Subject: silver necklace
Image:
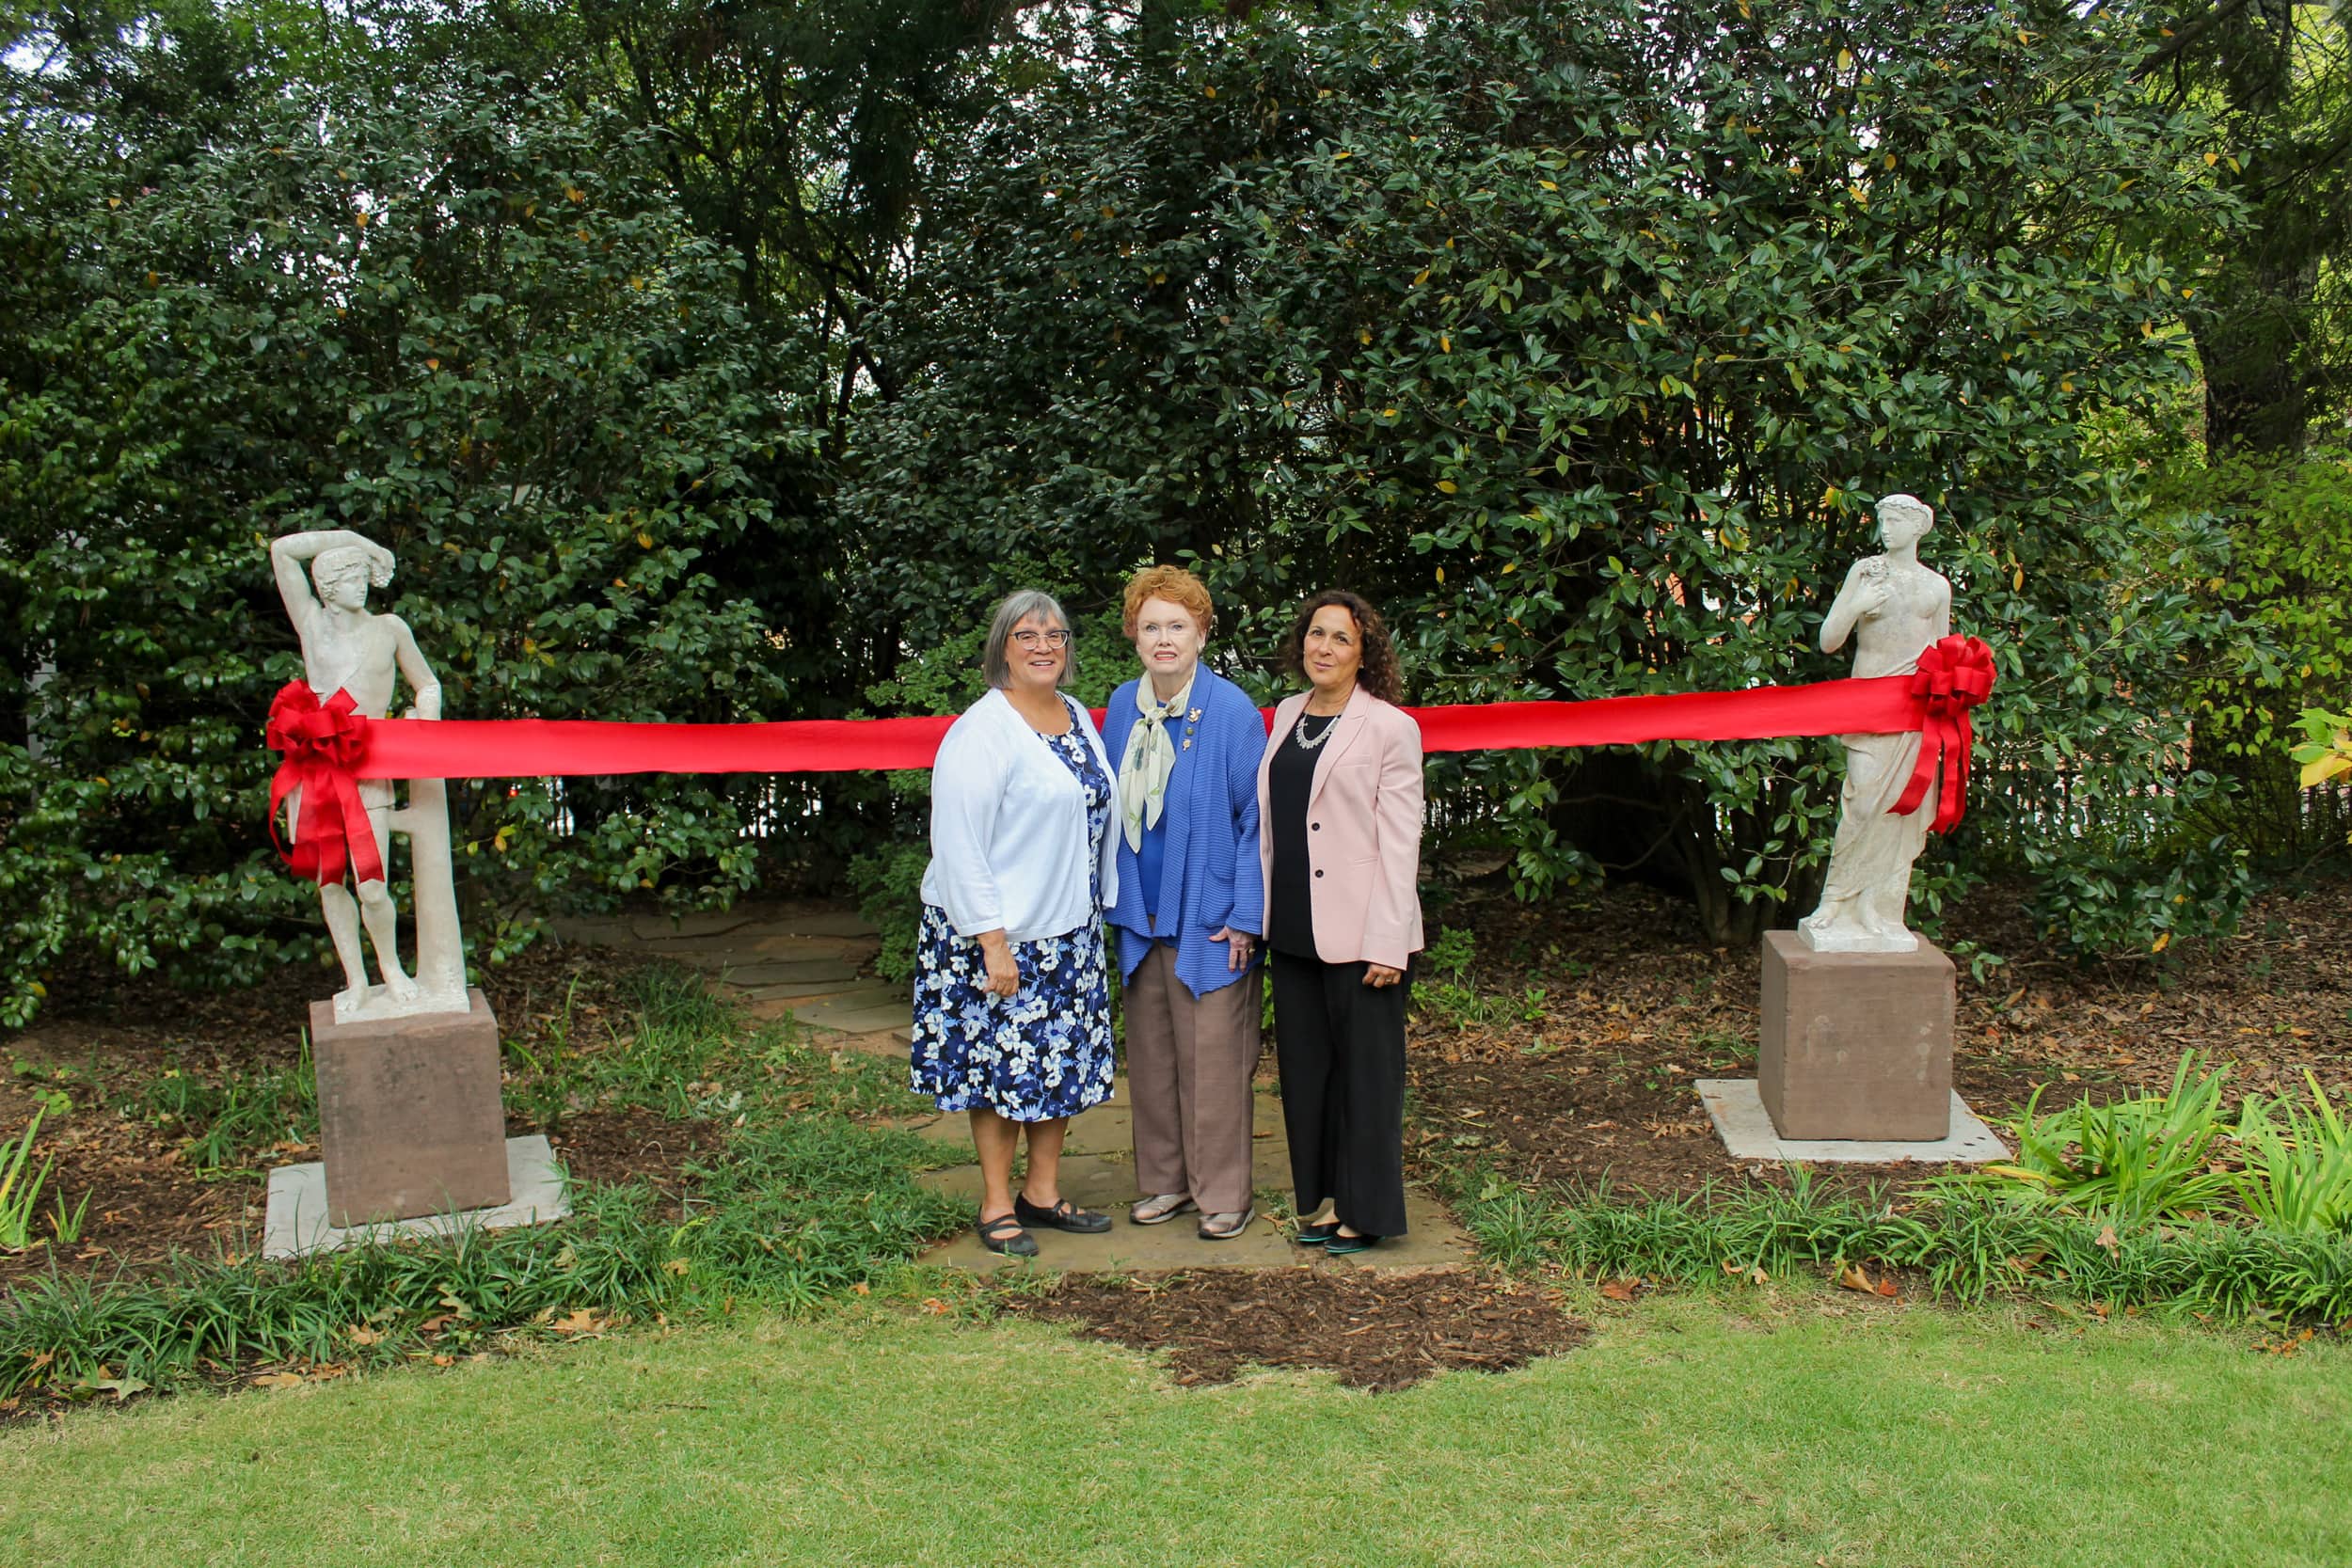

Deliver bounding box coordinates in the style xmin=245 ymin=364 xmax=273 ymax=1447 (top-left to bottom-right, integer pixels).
xmin=1293 ymin=712 xmax=1341 ymax=752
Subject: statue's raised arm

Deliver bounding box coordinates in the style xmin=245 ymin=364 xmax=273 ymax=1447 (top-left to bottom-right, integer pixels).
xmin=266 ymin=528 xmax=468 ymax=1019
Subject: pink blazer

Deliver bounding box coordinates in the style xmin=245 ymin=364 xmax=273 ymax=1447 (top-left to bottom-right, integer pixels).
xmin=1255 ymin=686 xmax=1425 ymax=971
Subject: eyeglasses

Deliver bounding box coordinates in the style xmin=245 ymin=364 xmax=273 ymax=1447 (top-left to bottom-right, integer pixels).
xmin=1010 ymin=629 xmax=1073 ymax=650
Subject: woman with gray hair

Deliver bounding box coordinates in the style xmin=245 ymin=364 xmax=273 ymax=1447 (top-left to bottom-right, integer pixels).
xmin=910 ymin=590 xmax=1121 ymax=1256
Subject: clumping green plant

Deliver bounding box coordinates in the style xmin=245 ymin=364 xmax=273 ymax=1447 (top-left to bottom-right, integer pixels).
xmin=1965 ymin=1053 xmax=2238 ymax=1226
xmin=1450 ymin=1165 xmax=2352 ymax=1323
xmin=0 ymin=1103 xmax=60 ymax=1250
xmin=125 ymin=1055 xmax=320 ymax=1177
xmin=2233 ymin=1072 xmax=2352 ymax=1236
xmin=0 ymin=1116 xmax=967 ymax=1400
xmin=47 ymin=1185 xmax=90 ymax=1246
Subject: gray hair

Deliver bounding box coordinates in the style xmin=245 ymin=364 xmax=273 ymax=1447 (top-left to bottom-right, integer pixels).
xmin=981 ymin=589 xmax=1077 ymax=690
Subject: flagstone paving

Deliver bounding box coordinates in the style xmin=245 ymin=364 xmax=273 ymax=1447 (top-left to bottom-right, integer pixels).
xmin=554 ymin=899 xmax=1473 ymax=1274
xmin=551 ymin=900 xmax=910 ymax=1044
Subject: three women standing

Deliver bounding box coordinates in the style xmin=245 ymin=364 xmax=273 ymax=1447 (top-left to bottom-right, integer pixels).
xmin=909 ymin=581 xmax=1422 ymax=1259
xmin=1100 ymin=567 xmax=1266 ymax=1241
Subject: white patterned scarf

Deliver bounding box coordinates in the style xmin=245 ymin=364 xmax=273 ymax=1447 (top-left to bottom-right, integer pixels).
xmin=1117 ymin=674 xmax=1194 ymax=851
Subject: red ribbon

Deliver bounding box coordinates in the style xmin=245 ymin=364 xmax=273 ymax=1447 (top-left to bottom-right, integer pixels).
xmin=265 ymin=682 xmax=385 ymax=886
xmin=262 ymin=645 xmax=1999 ymax=879
xmin=1889 ymin=635 xmax=1996 ymax=832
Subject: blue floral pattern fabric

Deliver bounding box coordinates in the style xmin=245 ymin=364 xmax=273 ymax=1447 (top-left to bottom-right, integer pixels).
xmin=911 ymin=708 xmax=1115 ymax=1121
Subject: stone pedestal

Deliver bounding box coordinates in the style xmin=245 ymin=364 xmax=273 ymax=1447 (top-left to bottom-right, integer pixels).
xmin=1759 ymin=930 xmax=1955 ymax=1141
xmin=311 ymin=989 xmax=509 ymax=1227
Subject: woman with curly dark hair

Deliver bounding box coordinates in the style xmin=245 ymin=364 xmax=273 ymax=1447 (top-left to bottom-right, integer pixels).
xmin=1253 ymin=589 xmax=1424 ymax=1254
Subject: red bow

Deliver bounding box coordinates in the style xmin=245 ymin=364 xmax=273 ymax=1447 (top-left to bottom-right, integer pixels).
xmin=1892 ymin=635 xmax=1996 ymax=833
xmin=265 ymin=682 xmax=385 ymax=885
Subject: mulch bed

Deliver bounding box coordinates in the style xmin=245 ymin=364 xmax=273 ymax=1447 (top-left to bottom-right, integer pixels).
xmin=994 ymin=1267 xmax=1587 ymax=1390
xmin=1404 ymin=879 xmax=2350 ymax=1197
xmin=0 ymin=940 xmax=715 ymax=1291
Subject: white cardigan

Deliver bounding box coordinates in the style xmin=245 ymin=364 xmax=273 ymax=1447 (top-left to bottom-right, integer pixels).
xmin=921 ymin=689 xmax=1120 ymax=943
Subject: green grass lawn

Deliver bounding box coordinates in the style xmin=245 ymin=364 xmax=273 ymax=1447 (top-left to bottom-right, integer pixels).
xmin=6 ymin=1290 xmax=2344 ymax=1568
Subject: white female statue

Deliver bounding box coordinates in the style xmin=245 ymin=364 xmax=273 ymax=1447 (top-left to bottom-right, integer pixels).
xmin=271 ymin=529 xmax=469 ymax=1018
xmin=1797 ymin=494 xmax=1952 ymax=954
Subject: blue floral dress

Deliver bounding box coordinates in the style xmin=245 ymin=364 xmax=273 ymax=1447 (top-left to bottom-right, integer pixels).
xmin=910 ymin=707 xmax=1116 ymax=1122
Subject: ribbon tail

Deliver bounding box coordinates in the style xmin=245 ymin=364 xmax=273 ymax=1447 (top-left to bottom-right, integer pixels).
xmin=266 ymin=762 xmax=305 ymax=877
xmin=1931 ymin=714 xmax=1973 ymax=834
xmin=1891 ymin=721 xmax=1943 ymax=819
xmin=327 ymin=770 xmax=385 ymax=884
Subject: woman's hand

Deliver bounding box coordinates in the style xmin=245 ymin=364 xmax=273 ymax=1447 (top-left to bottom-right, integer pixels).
xmin=1212 ymin=927 xmax=1255 ymax=972
xmin=1362 ymin=963 xmax=1404 ymax=989
xmin=977 ymin=931 xmax=1021 ymax=997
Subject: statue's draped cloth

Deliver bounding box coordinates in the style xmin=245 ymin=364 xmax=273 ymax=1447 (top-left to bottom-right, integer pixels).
xmin=1817 ymin=726 xmax=1935 ymax=909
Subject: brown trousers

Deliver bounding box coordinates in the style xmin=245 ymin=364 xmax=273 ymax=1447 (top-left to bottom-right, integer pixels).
xmin=1124 ymin=943 xmax=1263 ymax=1214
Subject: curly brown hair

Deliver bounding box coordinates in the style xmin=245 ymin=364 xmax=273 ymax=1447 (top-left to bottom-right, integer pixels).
xmin=1278 ymin=589 xmax=1403 ymax=704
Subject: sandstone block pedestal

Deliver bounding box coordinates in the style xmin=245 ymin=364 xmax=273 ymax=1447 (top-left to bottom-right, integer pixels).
xmin=311 ymin=988 xmax=509 ymax=1227
xmin=1759 ymin=930 xmax=1955 ymax=1141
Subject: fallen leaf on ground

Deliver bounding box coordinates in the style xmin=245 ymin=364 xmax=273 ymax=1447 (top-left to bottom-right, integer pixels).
xmin=1598 ymin=1278 xmax=1637 ymax=1302
xmin=551 ymin=1309 xmax=604 ymax=1336
xmin=251 ymin=1371 xmax=304 ymax=1390
xmin=1837 ymin=1264 xmax=1876 ymax=1292
xmin=2095 ymin=1225 xmax=2120 ymax=1254
xmin=347 ymin=1325 xmax=383 ymax=1346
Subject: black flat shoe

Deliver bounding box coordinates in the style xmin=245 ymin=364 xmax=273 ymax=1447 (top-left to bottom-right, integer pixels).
xmin=1294 ymin=1221 xmax=1340 ymax=1247
xmin=1325 ymin=1231 xmax=1383 ymax=1256
xmin=1015 ymin=1193 xmax=1112 ymax=1234
xmin=977 ymin=1213 xmax=1038 ymax=1257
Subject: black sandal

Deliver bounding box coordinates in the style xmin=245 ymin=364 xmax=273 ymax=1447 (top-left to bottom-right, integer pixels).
xmin=1014 ymin=1193 xmax=1112 ymax=1234
xmin=977 ymin=1212 xmax=1038 ymax=1257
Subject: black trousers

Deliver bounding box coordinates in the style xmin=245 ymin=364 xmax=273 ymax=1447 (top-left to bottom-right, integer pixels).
xmin=1269 ymin=952 xmax=1410 ymax=1237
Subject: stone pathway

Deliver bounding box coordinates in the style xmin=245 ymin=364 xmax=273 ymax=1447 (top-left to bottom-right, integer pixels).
xmin=900 ymin=1076 xmax=1471 ymax=1275
xmin=550 ymin=901 xmax=911 ymax=1048
xmin=553 ymin=900 xmax=1473 ymax=1274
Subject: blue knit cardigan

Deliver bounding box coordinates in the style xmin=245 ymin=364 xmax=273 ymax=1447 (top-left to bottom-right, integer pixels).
xmin=1098 ymin=666 xmax=1266 ymax=998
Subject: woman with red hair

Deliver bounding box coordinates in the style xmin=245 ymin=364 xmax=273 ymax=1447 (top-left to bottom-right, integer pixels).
xmin=1101 ymin=565 xmax=1267 ymax=1241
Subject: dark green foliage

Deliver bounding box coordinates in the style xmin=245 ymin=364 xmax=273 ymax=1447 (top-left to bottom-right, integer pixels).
xmin=844 ymin=0 xmax=2259 ymax=946
xmin=0 ymin=0 xmax=2331 ymax=1018
xmin=2148 ymin=4 xmax=2352 ymax=457
xmin=0 ymin=40 xmax=834 ymax=1023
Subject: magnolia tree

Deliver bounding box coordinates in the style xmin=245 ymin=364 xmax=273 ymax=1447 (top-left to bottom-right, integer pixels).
xmin=0 ymin=67 xmax=830 ymax=1023
xmin=842 ymin=0 xmax=2260 ymax=947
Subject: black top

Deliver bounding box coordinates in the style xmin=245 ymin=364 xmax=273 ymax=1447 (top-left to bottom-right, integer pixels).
xmin=1267 ymin=710 xmax=1340 ymax=958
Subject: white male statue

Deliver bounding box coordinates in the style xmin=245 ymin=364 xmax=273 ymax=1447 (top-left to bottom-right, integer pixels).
xmin=1797 ymin=494 xmax=1953 ymax=954
xmin=271 ymin=529 xmax=469 ymax=1019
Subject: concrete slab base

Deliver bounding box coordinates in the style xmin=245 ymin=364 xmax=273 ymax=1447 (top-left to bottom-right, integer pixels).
xmin=263 ymin=1135 xmax=570 ymax=1259
xmin=1696 ymin=1079 xmax=2010 ymax=1164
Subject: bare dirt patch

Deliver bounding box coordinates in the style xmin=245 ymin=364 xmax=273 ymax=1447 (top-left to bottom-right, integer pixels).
xmin=994 ymin=1267 xmax=1587 ymax=1390
xmin=1403 ymin=879 xmax=2350 ymax=1198
xmin=0 ymin=942 xmax=716 ymax=1291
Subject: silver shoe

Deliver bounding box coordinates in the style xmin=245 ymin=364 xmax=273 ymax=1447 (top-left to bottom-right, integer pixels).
xmin=1130 ymin=1193 xmax=1197 ymax=1226
xmin=1198 ymin=1206 xmax=1255 ymax=1241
